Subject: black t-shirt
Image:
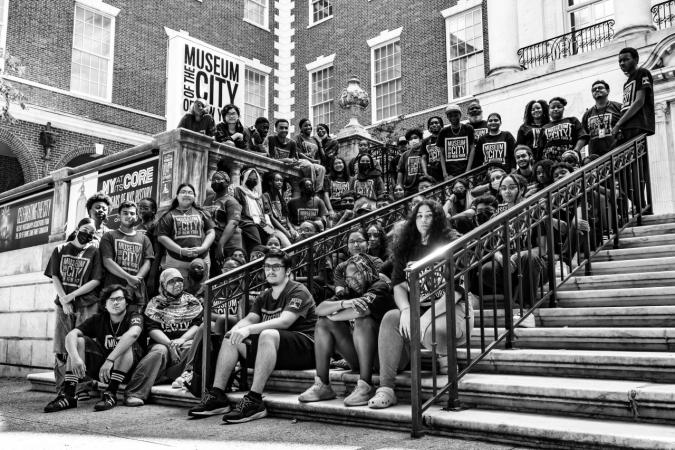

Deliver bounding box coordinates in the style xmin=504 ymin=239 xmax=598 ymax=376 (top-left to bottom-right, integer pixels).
xmin=581 ymin=101 xmax=623 ymax=156
xmin=475 ymin=131 xmax=516 ymax=170
xmin=325 ymin=178 xmax=352 ymax=206
xmin=250 ymin=280 xmax=317 ymax=336
xmin=538 ymin=117 xmax=587 ymax=162
xmin=621 ymin=67 xmax=655 ymax=135
xmin=177 ymin=113 xmax=215 ymax=136
xmin=77 ymin=311 xmax=144 ymax=355
xmin=156 ymin=207 xmax=214 ymax=261
xmin=342 ymin=279 xmax=395 ymax=323
xmin=397 ymin=148 xmax=426 ymax=190
xmin=436 ymin=123 xmax=475 ymax=177
xmin=99 ymin=229 xmax=154 ymax=286
xmin=44 ymin=242 xmax=103 ymax=307
xmin=467 ymin=120 xmax=488 ymax=142
xmin=267 ymin=135 xmax=298 ymax=159
xmin=516 ymin=123 xmax=544 ymax=156
xmin=287 ymin=196 xmax=328 ymax=226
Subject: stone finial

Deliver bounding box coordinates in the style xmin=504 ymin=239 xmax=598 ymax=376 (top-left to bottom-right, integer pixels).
xmin=336 ymin=76 xmax=372 ymax=140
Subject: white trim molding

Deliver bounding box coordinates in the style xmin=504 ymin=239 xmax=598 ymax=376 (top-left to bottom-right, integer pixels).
xmin=307 ymin=0 xmax=333 ymax=29
xmin=441 ymin=0 xmax=481 ymax=18
xmin=274 ymin=0 xmax=296 ymax=131
xmin=74 ymin=0 xmax=120 ymax=17
xmin=366 ymin=27 xmax=403 ymax=49
xmin=305 ymin=53 xmax=335 ymax=72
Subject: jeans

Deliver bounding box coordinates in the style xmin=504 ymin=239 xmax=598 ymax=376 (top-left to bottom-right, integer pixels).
xmin=125 ymin=341 xmax=191 ymax=400
xmin=53 ymin=302 xmax=99 ymax=393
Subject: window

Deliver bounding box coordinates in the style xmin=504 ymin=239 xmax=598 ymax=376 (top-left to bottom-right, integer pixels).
xmin=309 ymin=66 xmax=335 ymax=130
xmin=244 ymin=68 xmax=267 ymax=126
xmin=310 ymin=0 xmax=333 ymax=25
xmin=446 ymin=6 xmax=483 ymax=100
xmin=568 ymin=0 xmax=614 ymax=31
xmin=372 ymin=40 xmax=402 ymax=122
xmin=244 ymin=0 xmax=268 ymax=29
xmin=70 ymin=3 xmax=117 ymax=100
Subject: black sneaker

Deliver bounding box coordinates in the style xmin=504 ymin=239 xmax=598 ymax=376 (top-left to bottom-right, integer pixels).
xmin=188 ymin=389 xmax=231 ymax=417
xmin=94 ymin=391 xmax=117 ymax=411
xmin=44 ymin=394 xmax=77 ymax=413
xmin=222 ymin=393 xmax=267 ymax=424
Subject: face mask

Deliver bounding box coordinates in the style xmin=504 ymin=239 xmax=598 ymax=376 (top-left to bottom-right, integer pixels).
xmin=188 ymin=268 xmax=204 ymax=281
xmin=76 ymin=231 xmax=94 ymax=245
xmin=211 ymin=181 xmax=227 ymax=193
xmin=245 ymin=178 xmax=258 ymax=189
xmin=475 ymin=211 xmax=493 ymax=225
xmin=453 ymin=189 xmax=467 ymax=198
xmin=358 ymin=162 xmax=371 ymax=173
xmin=301 ymin=186 xmax=314 ymax=197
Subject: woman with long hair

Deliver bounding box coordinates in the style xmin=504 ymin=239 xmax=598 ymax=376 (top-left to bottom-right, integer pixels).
xmin=215 ymin=104 xmax=251 ymax=150
xmin=517 ymin=100 xmax=549 ymax=159
xmin=538 ymin=97 xmax=588 ymax=162
xmin=350 ymin=153 xmax=385 ymax=207
xmin=262 ymin=171 xmax=294 ymax=247
xmin=369 ymin=200 xmax=473 ymax=409
xmin=325 ymin=157 xmax=352 ymax=214
xmin=366 ymin=223 xmax=389 ymax=261
xmin=156 ymin=184 xmax=216 ymax=280
xmin=525 ymin=159 xmax=555 ymax=197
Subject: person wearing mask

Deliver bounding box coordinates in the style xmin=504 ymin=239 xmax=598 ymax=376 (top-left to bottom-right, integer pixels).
xmin=465 ymin=100 xmax=488 ymax=142
xmin=204 ymin=171 xmax=243 ymax=275
xmin=215 ymin=104 xmax=251 ymax=150
xmin=233 ymin=168 xmax=276 ymax=254
xmin=295 ymin=118 xmax=327 ymax=193
xmin=388 ymin=137 xmax=407 ymax=179
xmin=334 ymin=190 xmax=357 ymax=226
xmin=450 ymin=194 xmax=498 ymax=235
xmin=473 ymin=113 xmax=516 ymax=171
xmin=421 ymin=116 xmax=445 ymax=182
xmin=287 ymin=178 xmax=329 ymax=232
xmin=436 ymin=104 xmax=475 ymax=180
xmin=612 ymin=47 xmax=655 ymax=143
xmin=86 ymin=192 xmax=112 ymax=244
xmin=248 ymin=117 xmax=270 ymax=154
xmin=262 ymin=172 xmax=295 ymax=246
xmin=178 ymin=99 xmax=215 ymax=136
xmin=513 ymin=145 xmax=537 ymax=192
xmin=266 ymin=119 xmax=298 ymax=160
xmin=349 ymin=140 xmax=372 ymax=177
xmin=350 ymin=153 xmax=385 ymax=207
xmin=136 ymin=197 xmax=160 ymax=298
xmin=44 ymin=217 xmax=103 ymax=402
xmin=316 ymin=123 xmax=339 ymax=169
xmin=580 ymin=80 xmax=623 ymax=157
xmin=396 ymin=129 xmax=428 ymax=197
xmin=100 ymin=201 xmax=154 ymax=313
xmin=538 ymin=97 xmax=588 ymax=162
xmin=298 ymin=253 xmax=395 ymax=406
xmin=517 ymin=100 xmax=549 ymax=159
xmin=156 ymin=184 xmax=216 ymax=280
xmin=443 ymin=178 xmax=471 ymax=218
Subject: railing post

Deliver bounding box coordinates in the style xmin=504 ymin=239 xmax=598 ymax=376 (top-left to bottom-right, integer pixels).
xmin=501 ymin=222 xmax=514 ymax=349
xmin=631 ymin=142 xmax=644 ymax=226
xmin=408 ymin=269 xmax=424 ymax=438
xmin=640 ymin=136 xmax=653 ymax=215
xmin=609 ymin=154 xmax=621 ymax=249
xmin=546 ymin=192 xmax=557 ymax=308
xmin=202 ymin=282 xmax=213 ymax=398
xmin=445 ymin=256 xmax=460 ymax=410
xmin=579 ymin=173 xmax=593 ymax=275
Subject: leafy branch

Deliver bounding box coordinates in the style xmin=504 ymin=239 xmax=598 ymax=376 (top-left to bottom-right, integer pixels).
xmin=0 ymin=54 xmax=27 ymax=122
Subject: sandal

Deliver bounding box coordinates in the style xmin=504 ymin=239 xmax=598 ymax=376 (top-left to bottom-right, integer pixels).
xmin=367 ymin=387 xmax=397 ymax=409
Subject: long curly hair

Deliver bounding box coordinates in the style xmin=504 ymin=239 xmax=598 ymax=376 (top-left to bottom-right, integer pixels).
xmin=394 ymin=199 xmax=455 ymax=262
xmin=523 ymin=100 xmax=550 ymax=126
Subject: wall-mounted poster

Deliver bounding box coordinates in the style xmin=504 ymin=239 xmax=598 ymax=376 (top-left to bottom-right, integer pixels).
xmin=0 ymin=190 xmax=54 ymax=252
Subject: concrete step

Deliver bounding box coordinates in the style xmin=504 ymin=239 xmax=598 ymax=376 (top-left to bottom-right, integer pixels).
xmin=616 ymin=233 xmax=675 ymax=249
xmin=640 ymin=213 xmax=675 ymax=225
xmin=559 ymin=271 xmax=675 ymax=290
xmin=620 ymin=223 xmax=675 ymax=238
xmin=584 ymin=256 xmax=675 ymax=276
xmin=471 ymin=327 xmax=675 ymax=351
xmin=458 ymin=373 xmax=675 ymax=424
xmin=593 ymin=244 xmax=675 ymax=262
xmin=555 ymin=286 xmax=675 ymax=307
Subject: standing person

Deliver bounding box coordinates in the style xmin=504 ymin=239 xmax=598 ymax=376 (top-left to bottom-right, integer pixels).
xmin=466 ymin=100 xmax=488 ymax=142
xmin=178 ymin=99 xmax=216 ymax=136
xmin=248 ymin=117 xmax=270 ymax=154
xmin=580 ymin=80 xmax=623 ymax=157
xmin=295 ymin=118 xmax=327 ymax=193
xmin=156 ymin=184 xmax=216 ymax=279
xmin=396 ymin=129 xmax=428 ymax=197
xmin=538 ymin=97 xmax=587 ymax=162
xmin=124 ymin=269 xmax=203 ymax=406
xmin=262 ymin=172 xmax=295 ymax=246
xmin=45 ymin=217 xmax=103 ymax=399
xmin=233 ymin=168 xmax=275 ymax=254
xmin=436 ymin=104 xmax=475 ymax=179
xmin=287 ymin=178 xmax=329 ymax=235
xmin=137 ymin=197 xmax=160 ymax=297
xmin=188 ymin=250 xmax=317 ymax=423
xmin=203 ymin=171 xmax=243 ymax=276
xmin=388 ymin=137 xmax=408 ymax=180
xmin=517 ymin=100 xmax=549 ymax=159
xmin=215 ymin=104 xmax=251 ymax=150
xmin=316 ymin=123 xmax=339 ymax=169
xmin=421 ymin=115 xmax=445 ymax=182
xmin=350 ymin=153 xmax=385 ymax=206
xmin=325 ymin=157 xmax=353 ymax=216
xmin=349 ymin=140 xmax=372 ymax=176
xmin=86 ymin=192 xmax=112 ymax=243
xmin=369 ymin=200 xmax=472 ymax=409
xmin=298 ymin=253 xmax=395 ymax=406
xmin=43 ymin=285 xmax=144 ymax=413
xmin=613 ymin=47 xmax=655 ymax=143
xmin=473 ymin=113 xmax=516 ymax=171
xmin=100 ymin=201 xmax=154 ymax=313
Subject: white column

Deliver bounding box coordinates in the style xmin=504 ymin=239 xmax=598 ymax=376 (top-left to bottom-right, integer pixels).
xmin=487 ymin=0 xmax=521 ymax=76
xmin=613 ymin=0 xmax=655 ymax=39
xmin=648 ymin=101 xmax=675 ymax=214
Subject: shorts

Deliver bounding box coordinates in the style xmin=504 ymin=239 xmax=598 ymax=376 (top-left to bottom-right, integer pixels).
xmin=83 ymin=337 xmax=143 ymax=381
xmin=246 ymin=330 xmax=315 ymax=370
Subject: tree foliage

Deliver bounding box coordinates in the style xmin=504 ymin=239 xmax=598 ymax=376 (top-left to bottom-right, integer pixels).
xmin=0 ymin=54 xmax=27 ymax=122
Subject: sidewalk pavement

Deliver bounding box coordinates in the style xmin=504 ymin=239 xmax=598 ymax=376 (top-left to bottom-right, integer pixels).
xmin=0 ymin=378 xmax=521 ymax=450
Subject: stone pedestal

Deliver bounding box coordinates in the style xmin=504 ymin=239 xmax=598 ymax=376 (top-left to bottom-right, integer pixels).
xmin=613 ymin=0 xmax=655 ymax=39
xmin=48 ymin=167 xmax=72 ymax=243
xmin=487 ymin=0 xmax=522 ymax=76
xmin=335 ymin=135 xmax=382 ymax=168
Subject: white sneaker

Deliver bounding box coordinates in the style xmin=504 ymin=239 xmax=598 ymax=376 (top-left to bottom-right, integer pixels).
xmin=171 ymin=370 xmax=193 ymax=389
xmin=344 ymin=379 xmax=372 ymax=407
xmin=298 ymin=376 xmax=337 ymax=403
xmin=514 ymin=313 xmax=536 ymax=328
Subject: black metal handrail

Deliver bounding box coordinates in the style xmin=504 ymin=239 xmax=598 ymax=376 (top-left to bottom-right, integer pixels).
xmin=201 ymin=163 xmax=492 ymax=395
xmin=518 ymin=19 xmax=615 ymax=69
xmin=405 ymin=135 xmax=651 ymax=436
xmin=653 ymin=0 xmax=675 ymax=30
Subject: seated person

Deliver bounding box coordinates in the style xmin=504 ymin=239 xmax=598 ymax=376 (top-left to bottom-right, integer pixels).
xmin=287 ymin=178 xmax=329 ymax=235
xmin=178 ymin=99 xmax=215 ymax=136
xmin=443 ymin=178 xmax=471 ymax=218
xmin=124 ymin=269 xmax=202 ymax=406
xmin=334 ymin=190 xmax=357 ymax=226
xmin=298 ymin=254 xmax=395 ymax=406
xmin=332 ymin=229 xmax=382 ymax=292
xmin=249 ymin=245 xmax=268 ymax=261
xmin=417 ymin=175 xmax=436 ymax=193
xmin=266 ymin=235 xmax=282 ymax=251
xmin=184 ymin=258 xmax=206 ymax=298
xmin=188 ymin=250 xmax=317 ymax=423
xmin=451 ymin=194 xmax=498 ymax=235
xmin=43 ymin=285 xmax=144 ymax=413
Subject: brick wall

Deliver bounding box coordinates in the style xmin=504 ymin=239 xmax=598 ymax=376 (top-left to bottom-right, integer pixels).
xmin=0 ymin=155 xmax=24 ymax=191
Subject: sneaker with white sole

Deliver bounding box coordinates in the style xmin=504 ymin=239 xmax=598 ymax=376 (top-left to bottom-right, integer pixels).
xmin=222 ymin=393 xmax=267 ymax=424
xmin=188 ymin=389 xmax=231 ymax=417
xmin=172 ymin=370 xmax=193 ymax=389
xmin=343 ymin=379 xmax=372 ymax=407
xmin=298 ymin=376 xmax=337 ymax=403
xmin=44 ymin=394 xmax=77 ymax=413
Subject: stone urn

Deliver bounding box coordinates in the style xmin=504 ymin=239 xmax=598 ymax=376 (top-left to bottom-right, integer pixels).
xmin=336 ymin=76 xmax=371 ymax=139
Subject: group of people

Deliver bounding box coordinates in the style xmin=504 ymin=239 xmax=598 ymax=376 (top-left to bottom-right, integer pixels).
xmin=41 ymin=47 xmax=653 ymax=423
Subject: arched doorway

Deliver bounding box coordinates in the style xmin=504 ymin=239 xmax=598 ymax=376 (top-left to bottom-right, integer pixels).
xmin=0 ymin=140 xmax=25 ymax=193
xmin=64 ymin=153 xmax=100 ymax=168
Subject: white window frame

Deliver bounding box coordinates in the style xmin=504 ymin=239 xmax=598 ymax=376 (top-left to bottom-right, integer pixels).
xmin=308 ymin=0 xmax=333 ymax=28
xmin=441 ymin=0 xmax=484 ymax=103
xmin=70 ymin=0 xmax=119 ymax=102
xmin=367 ymin=28 xmax=403 ymax=124
xmin=243 ymin=0 xmax=269 ymax=31
xmin=243 ymin=67 xmax=268 ymax=126
xmin=565 ymin=0 xmax=614 ymax=32
xmin=306 ymin=54 xmax=336 ymax=131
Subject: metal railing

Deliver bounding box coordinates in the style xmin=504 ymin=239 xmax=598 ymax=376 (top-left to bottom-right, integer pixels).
xmin=200 ymin=164 xmax=492 ymax=395
xmin=653 ymin=0 xmax=675 ymax=30
xmin=518 ymin=20 xmax=615 ymax=69
xmin=405 ymin=135 xmax=651 ymax=436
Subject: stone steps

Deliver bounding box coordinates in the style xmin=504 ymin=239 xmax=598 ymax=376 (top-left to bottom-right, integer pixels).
xmin=641 ymin=213 xmax=675 ymax=225
xmin=559 ymin=271 xmax=675 ymax=290
xmin=592 ymin=244 xmax=675 ymax=262
xmin=555 ymin=286 xmax=675 ymax=307
xmin=616 ymin=233 xmax=675 ymax=249
xmin=581 ymin=256 xmax=675 ymax=275
xmin=620 ymin=223 xmax=675 ymax=238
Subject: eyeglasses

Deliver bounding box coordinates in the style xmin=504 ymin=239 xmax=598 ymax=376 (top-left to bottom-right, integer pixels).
xmin=263 ymin=264 xmax=285 ymax=271
xmin=107 ymin=296 xmax=126 ymax=304
xmin=348 ymin=239 xmax=367 ymax=245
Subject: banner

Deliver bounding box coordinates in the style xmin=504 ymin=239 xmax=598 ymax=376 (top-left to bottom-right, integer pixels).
xmin=0 ymin=191 xmax=54 ymax=252
xmin=98 ymin=159 xmax=159 ymax=229
xmin=166 ymin=30 xmax=247 ymax=129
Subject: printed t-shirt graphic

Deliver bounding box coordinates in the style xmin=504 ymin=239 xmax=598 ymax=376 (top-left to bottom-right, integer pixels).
xmin=426 ymin=142 xmax=441 ymax=164
xmin=173 ymin=214 xmax=202 ymax=239
xmin=77 ymin=311 xmax=144 ymax=352
xmin=582 ymin=102 xmax=622 ymax=139
xmin=621 ymin=67 xmax=655 ymax=134
xmin=44 ymin=243 xmax=102 ymax=306
xmin=407 ymin=155 xmax=421 ymax=176
xmin=353 ymin=179 xmax=377 ymax=200
xmin=250 ymin=280 xmax=317 ymax=335
xmin=469 ymin=120 xmax=488 ymax=141
xmin=59 ymin=254 xmax=91 ymax=289
xmin=444 ymin=136 xmax=469 ymax=162
xmin=329 ymin=180 xmax=350 ymax=201
xmin=539 ymin=118 xmax=586 ymax=162
xmin=297 ymin=208 xmax=318 ymax=222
